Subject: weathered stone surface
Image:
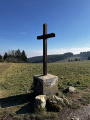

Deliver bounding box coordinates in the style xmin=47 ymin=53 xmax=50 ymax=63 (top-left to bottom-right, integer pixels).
xmin=35 ymin=95 xmax=46 ymax=109
xmin=33 ymin=74 xmax=58 ymax=95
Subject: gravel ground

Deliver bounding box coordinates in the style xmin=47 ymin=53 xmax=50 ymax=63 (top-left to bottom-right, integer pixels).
xmin=58 ymin=104 xmax=90 ymax=120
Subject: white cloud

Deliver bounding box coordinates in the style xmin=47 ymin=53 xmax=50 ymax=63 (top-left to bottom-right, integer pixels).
xmin=26 ymin=47 xmax=90 ymax=58
xmin=26 ymin=50 xmax=43 ymax=58
xmin=48 ymin=47 xmax=90 ymax=55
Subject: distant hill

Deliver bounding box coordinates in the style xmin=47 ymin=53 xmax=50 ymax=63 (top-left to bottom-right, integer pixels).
xmin=28 ymin=51 xmax=90 ymax=63
xmin=77 ymin=51 xmax=90 ymax=60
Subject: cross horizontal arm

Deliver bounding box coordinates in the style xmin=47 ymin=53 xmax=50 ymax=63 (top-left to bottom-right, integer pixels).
xmin=37 ymin=33 xmax=55 ymax=40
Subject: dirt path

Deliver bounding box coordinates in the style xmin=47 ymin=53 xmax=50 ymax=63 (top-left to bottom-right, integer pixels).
xmin=0 ymin=91 xmax=3 ymax=98
xmin=58 ymin=104 xmax=90 ymax=120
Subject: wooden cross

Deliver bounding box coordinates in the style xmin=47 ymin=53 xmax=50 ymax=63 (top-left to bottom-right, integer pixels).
xmin=37 ymin=24 xmax=55 ymax=75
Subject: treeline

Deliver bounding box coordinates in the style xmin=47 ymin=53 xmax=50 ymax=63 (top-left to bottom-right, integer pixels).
xmin=0 ymin=49 xmax=28 ymax=63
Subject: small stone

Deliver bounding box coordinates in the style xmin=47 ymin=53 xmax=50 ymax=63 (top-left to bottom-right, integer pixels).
xmin=63 ymin=86 xmax=76 ymax=93
xmin=63 ymin=96 xmax=70 ymax=105
xmin=52 ymin=95 xmax=65 ymax=105
xmin=35 ymin=95 xmax=46 ymax=109
xmin=46 ymin=98 xmax=62 ymax=112
xmin=71 ymin=116 xmax=79 ymax=120
xmin=50 ymin=100 xmax=57 ymax=104
xmin=71 ymin=118 xmax=74 ymax=120
xmin=68 ymin=86 xmax=76 ymax=93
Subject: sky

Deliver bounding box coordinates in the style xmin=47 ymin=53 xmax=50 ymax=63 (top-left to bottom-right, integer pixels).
xmin=0 ymin=0 xmax=90 ymax=57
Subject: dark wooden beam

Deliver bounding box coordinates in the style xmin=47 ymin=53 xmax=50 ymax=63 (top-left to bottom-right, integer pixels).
xmin=43 ymin=24 xmax=47 ymax=75
xmin=37 ymin=33 xmax=55 ymax=40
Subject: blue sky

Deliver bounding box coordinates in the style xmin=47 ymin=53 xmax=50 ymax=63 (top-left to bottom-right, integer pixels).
xmin=0 ymin=0 xmax=90 ymax=57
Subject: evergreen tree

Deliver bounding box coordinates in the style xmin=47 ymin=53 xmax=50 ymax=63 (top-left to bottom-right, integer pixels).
xmin=15 ymin=49 xmax=21 ymax=58
xmin=0 ymin=55 xmax=3 ymax=62
xmin=75 ymin=58 xmax=78 ymax=61
xmin=0 ymin=55 xmax=2 ymax=61
xmin=21 ymin=50 xmax=27 ymax=62
xmin=88 ymin=56 xmax=90 ymax=60
xmin=11 ymin=50 xmax=16 ymax=57
xmin=3 ymin=52 xmax=8 ymax=60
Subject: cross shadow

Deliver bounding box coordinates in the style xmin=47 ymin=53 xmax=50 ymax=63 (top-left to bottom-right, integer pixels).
xmin=16 ymin=102 xmax=34 ymax=114
xmin=0 ymin=92 xmax=35 ymax=114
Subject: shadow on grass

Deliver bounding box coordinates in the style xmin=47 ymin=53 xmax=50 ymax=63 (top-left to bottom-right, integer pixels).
xmin=0 ymin=92 xmax=35 ymax=114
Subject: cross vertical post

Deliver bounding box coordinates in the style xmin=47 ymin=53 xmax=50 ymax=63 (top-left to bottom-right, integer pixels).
xmin=43 ymin=24 xmax=47 ymax=75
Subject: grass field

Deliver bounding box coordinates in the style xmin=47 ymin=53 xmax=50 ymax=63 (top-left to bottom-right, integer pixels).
xmin=0 ymin=61 xmax=90 ymax=119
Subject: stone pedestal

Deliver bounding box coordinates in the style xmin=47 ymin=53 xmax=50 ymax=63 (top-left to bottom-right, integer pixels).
xmin=33 ymin=74 xmax=58 ymax=95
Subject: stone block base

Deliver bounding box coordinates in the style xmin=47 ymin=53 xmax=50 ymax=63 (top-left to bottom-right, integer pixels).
xmin=33 ymin=74 xmax=58 ymax=95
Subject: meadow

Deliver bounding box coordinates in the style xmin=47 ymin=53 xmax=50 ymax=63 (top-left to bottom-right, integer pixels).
xmin=0 ymin=61 xmax=90 ymax=119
